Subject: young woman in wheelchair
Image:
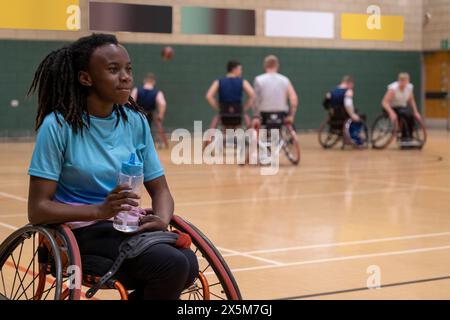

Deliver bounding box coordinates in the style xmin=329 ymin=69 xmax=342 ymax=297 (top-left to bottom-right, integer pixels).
xmin=381 ymin=72 xmax=422 ymax=142
xmin=26 ymin=33 xmax=198 ymax=300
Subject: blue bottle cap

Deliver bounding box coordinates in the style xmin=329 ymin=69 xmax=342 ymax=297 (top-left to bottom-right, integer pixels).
xmin=121 ymin=153 xmax=143 ymax=176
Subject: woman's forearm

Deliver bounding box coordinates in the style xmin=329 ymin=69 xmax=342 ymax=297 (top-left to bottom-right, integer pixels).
xmin=28 ymin=199 xmax=99 ymax=225
xmin=145 ymin=176 xmax=174 ymax=225
xmin=151 ymin=188 xmax=174 ymax=225
xmin=28 ymin=176 xmax=101 ymax=225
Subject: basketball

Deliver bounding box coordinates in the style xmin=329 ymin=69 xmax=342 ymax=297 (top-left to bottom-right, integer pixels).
xmin=161 ymin=46 xmax=174 ymax=61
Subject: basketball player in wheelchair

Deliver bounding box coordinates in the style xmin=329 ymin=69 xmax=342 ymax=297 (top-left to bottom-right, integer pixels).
xmin=251 ymin=55 xmax=301 ymax=165
xmin=319 ymin=76 xmax=369 ymax=149
xmin=372 ymin=72 xmax=426 ymax=149
xmin=204 ymin=60 xmax=254 ymax=151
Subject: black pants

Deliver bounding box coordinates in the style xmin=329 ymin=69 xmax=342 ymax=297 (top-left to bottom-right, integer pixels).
xmin=393 ymin=107 xmax=415 ymax=139
xmin=73 ymin=221 xmax=199 ymax=300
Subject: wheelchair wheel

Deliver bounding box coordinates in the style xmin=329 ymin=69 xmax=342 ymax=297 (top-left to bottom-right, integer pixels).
xmin=0 ymin=217 xmax=241 ymax=300
xmin=281 ymin=124 xmax=300 ymax=165
xmin=0 ymin=225 xmax=81 ymax=300
xmin=397 ymin=116 xmax=427 ymax=149
xmin=412 ymin=117 xmax=427 ymax=148
xmin=318 ymin=116 xmax=341 ymax=149
xmin=371 ymin=114 xmax=396 ymax=149
xmin=343 ymin=119 xmax=369 ymax=148
xmin=170 ymin=215 xmax=242 ymax=300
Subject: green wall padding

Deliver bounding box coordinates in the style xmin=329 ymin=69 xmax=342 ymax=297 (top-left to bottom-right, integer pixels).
xmin=0 ymin=39 xmax=421 ymax=136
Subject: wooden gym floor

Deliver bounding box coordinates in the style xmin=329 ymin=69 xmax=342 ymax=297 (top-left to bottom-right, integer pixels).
xmin=1 ymin=130 xmax=450 ymax=299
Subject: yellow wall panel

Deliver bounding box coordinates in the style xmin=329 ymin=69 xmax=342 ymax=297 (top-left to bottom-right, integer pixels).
xmin=0 ymin=0 xmax=80 ymax=31
xmin=341 ymin=13 xmax=404 ymax=41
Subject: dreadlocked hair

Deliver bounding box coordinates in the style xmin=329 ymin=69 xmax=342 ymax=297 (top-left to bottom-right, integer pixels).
xmin=28 ymin=33 xmax=144 ymax=134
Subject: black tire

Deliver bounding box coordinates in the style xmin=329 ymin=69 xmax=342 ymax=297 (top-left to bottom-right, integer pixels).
xmin=412 ymin=117 xmax=427 ymax=148
xmin=0 ymin=225 xmax=81 ymax=300
xmin=318 ymin=117 xmax=341 ymax=149
xmin=397 ymin=117 xmax=427 ymax=149
xmin=371 ymin=114 xmax=396 ymax=149
xmin=1 ymin=219 xmax=241 ymax=301
xmin=170 ymin=216 xmax=242 ymax=300
xmin=0 ymin=225 xmax=64 ymax=300
xmin=281 ymin=124 xmax=300 ymax=165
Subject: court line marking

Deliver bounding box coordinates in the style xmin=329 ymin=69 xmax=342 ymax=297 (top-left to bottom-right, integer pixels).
xmin=311 ymin=171 xmax=450 ymax=192
xmin=164 ymin=155 xmax=445 ymax=176
xmin=0 ymin=214 xmax=26 ymax=218
xmin=220 ymin=231 xmax=450 ymax=257
xmin=308 ymin=173 xmax=450 ymax=197
xmin=0 ymin=192 xmax=27 ymax=202
xmin=175 ymin=187 xmax=414 ymax=207
xmin=0 ymin=183 xmax=413 ymax=207
xmin=334 ymin=168 xmax=450 ymax=180
xmin=279 ymin=275 xmax=450 ymax=300
xmin=168 ymin=175 xmax=336 ymax=192
xmin=3 ymin=219 xmax=450 ymax=288
xmin=0 ymin=222 xmax=19 ymax=231
xmin=215 ymin=246 xmax=283 ymax=266
xmin=211 ymin=244 xmax=450 ymax=275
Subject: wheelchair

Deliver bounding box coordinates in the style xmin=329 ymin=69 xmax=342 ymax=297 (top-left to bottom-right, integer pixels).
xmin=371 ymin=110 xmax=427 ymax=150
xmin=0 ymin=214 xmax=241 ymax=300
xmin=203 ymin=103 xmax=251 ymax=160
xmin=256 ymin=112 xmax=301 ymax=165
xmin=145 ymin=111 xmax=169 ymax=149
xmin=318 ymin=106 xmax=369 ymax=149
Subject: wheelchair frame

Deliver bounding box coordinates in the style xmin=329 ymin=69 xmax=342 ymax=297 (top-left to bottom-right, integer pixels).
xmin=256 ymin=121 xmax=301 ymax=166
xmin=0 ymin=214 xmax=241 ymax=300
xmin=371 ymin=111 xmax=427 ymax=150
xmin=318 ymin=108 xmax=369 ymax=149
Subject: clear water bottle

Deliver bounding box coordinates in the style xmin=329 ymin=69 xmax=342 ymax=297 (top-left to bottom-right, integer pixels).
xmin=113 ymin=152 xmax=144 ymax=233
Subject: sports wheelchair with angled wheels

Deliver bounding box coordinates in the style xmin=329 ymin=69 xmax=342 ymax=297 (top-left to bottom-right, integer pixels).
xmin=371 ymin=110 xmax=427 ymax=150
xmin=203 ymin=103 xmax=251 ymax=161
xmin=318 ymin=106 xmax=369 ymax=149
xmin=0 ymin=214 xmax=241 ymax=300
xmin=255 ymin=112 xmax=301 ymax=165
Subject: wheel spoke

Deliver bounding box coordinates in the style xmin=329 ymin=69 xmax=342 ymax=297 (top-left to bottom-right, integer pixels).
xmin=41 ymin=279 xmax=57 ymax=300
xmin=32 ymin=233 xmax=35 ymax=298
xmin=182 ymin=286 xmax=202 ymax=296
xmin=13 ymin=242 xmax=40 ymax=300
xmin=12 ymin=271 xmax=30 ymax=300
xmin=201 ymin=263 xmax=211 ymax=274
xmin=15 ymin=267 xmax=42 ymax=300
xmin=0 ymin=268 xmax=7 ymax=297
xmin=10 ymin=249 xmax=21 ymax=298
xmin=208 ymin=281 xmax=221 ymax=288
xmin=12 ymin=269 xmax=29 ymax=300
xmin=210 ymin=291 xmax=226 ymax=300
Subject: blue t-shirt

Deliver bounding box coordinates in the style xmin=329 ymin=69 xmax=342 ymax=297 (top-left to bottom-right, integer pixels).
xmin=28 ymin=107 xmax=164 ymax=205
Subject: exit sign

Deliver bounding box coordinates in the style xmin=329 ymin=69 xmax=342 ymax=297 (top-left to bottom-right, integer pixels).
xmin=442 ymin=39 xmax=449 ymax=50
